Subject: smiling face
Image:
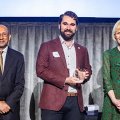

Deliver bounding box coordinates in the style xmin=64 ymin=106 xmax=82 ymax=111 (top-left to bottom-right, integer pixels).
xmin=115 ymin=29 xmax=120 ymax=46
xmin=59 ymin=15 xmax=78 ymax=41
xmin=0 ymin=25 xmax=11 ymax=50
xmin=114 ymin=21 xmax=120 ymax=45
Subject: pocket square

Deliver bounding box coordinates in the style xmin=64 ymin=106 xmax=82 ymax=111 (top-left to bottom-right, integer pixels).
xmin=52 ymin=51 xmax=60 ymax=57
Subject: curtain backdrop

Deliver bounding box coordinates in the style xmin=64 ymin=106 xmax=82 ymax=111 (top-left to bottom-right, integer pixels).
xmin=0 ymin=22 xmax=116 ymax=120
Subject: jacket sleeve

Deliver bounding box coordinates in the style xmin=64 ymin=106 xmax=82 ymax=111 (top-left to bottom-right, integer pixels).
xmin=6 ymin=54 xmax=25 ymax=111
xmin=81 ymin=47 xmax=92 ymax=83
xmin=84 ymin=47 xmax=92 ymax=77
xmin=103 ymin=50 xmax=113 ymax=95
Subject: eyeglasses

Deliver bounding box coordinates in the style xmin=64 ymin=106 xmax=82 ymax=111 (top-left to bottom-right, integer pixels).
xmin=0 ymin=33 xmax=8 ymax=38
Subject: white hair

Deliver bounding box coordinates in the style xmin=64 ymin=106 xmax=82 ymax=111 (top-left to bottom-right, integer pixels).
xmin=112 ymin=20 xmax=120 ymax=41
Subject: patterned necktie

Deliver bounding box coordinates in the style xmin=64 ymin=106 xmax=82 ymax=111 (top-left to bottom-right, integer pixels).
xmin=0 ymin=51 xmax=3 ymax=74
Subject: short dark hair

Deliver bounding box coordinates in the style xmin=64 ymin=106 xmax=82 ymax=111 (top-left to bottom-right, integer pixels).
xmin=58 ymin=11 xmax=79 ymax=25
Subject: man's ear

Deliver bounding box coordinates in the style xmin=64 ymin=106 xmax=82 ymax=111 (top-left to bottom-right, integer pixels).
xmin=58 ymin=25 xmax=60 ymax=30
xmin=9 ymin=35 xmax=11 ymax=41
xmin=76 ymin=26 xmax=78 ymax=32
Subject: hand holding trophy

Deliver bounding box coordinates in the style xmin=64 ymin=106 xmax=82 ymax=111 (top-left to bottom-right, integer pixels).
xmin=74 ymin=68 xmax=90 ymax=83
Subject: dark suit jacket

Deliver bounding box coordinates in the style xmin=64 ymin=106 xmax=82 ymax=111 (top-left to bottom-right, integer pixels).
xmin=0 ymin=47 xmax=25 ymax=120
xmin=36 ymin=38 xmax=92 ymax=112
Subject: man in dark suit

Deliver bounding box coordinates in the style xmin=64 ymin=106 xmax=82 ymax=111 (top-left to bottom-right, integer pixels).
xmin=0 ymin=25 xmax=25 ymax=120
xmin=36 ymin=11 xmax=92 ymax=120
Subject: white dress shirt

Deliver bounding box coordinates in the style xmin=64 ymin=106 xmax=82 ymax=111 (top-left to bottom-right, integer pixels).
xmin=1 ymin=46 xmax=8 ymax=72
xmin=59 ymin=36 xmax=77 ymax=93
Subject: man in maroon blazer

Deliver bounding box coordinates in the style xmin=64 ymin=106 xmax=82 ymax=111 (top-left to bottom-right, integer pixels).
xmin=36 ymin=11 xmax=92 ymax=120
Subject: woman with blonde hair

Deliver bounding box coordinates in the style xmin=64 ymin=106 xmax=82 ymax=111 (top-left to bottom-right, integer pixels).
xmin=102 ymin=20 xmax=120 ymax=120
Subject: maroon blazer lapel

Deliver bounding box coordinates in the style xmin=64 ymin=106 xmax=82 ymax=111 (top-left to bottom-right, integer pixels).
xmin=74 ymin=43 xmax=82 ymax=69
xmin=75 ymin=42 xmax=92 ymax=76
xmin=54 ymin=38 xmax=67 ymax=68
xmin=53 ymin=38 xmax=69 ymax=91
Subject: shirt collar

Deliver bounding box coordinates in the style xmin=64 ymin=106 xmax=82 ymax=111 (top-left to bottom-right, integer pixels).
xmin=1 ymin=46 xmax=8 ymax=53
xmin=59 ymin=35 xmax=74 ymax=48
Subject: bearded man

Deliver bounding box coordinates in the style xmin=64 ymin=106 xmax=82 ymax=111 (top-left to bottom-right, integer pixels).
xmin=36 ymin=11 xmax=92 ymax=120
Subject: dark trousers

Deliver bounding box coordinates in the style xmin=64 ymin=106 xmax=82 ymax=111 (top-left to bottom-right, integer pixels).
xmin=41 ymin=96 xmax=85 ymax=120
xmin=0 ymin=111 xmax=20 ymax=120
xmin=0 ymin=114 xmax=3 ymax=120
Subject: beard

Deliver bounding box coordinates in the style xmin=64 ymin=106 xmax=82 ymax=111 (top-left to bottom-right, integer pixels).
xmin=60 ymin=29 xmax=76 ymax=41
